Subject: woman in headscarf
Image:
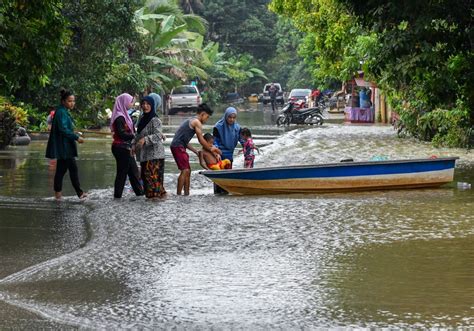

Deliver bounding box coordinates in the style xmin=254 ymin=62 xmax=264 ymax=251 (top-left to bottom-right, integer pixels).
xmin=134 ymin=94 xmax=166 ymax=198
xmin=110 ymin=93 xmax=144 ymax=198
xmin=212 ymin=107 xmax=245 ymax=163
xmin=212 ymin=107 xmax=245 ymax=194
xmin=149 ymin=93 xmax=161 ymax=114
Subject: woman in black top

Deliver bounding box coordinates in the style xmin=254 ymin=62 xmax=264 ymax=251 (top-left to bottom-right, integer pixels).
xmin=110 ymin=93 xmax=144 ymax=198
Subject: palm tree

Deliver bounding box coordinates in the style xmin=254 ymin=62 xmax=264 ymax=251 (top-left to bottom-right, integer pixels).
xmin=135 ymin=0 xmax=208 ymax=91
xmin=135 ymin=0 xmax=267 ymax=100
xmin=195 ymin=40 xmax=267 ymax=97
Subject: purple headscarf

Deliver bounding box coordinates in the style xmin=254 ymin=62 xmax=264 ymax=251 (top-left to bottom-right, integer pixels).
xmin=110 ymin=93 xmax=134 ymax=133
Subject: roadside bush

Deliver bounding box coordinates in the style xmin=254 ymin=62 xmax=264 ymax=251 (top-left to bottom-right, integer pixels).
xmin=23 ymin=103 xmax=48 ymax=132
xmin=392 ymin=92 xmax=471 ymax=147
xmin=427 ymin=100 xmax=471 ymax=147
xmin=389 ymin=87 xmax=472 ymax=148
xmin=0 ymin=96 xmax=29 ymax=149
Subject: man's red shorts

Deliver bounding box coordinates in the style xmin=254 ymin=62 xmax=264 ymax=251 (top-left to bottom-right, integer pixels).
xmin=170 ymin=146 xmax=190 ymax=170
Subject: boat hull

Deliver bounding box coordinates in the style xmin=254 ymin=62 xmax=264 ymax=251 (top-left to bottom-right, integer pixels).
xmin=200 ymin=158 xmax=458 ymax=195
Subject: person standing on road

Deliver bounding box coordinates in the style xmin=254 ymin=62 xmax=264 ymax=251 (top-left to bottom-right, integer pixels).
xmin=170 ymin=104 xmax=221 ymax=195
xmin=45 ymin=89 xmax=87 ymax=200
xmin=269 ymin=83 xmax=278 ymax=112
xmin=311 ymin=88 xmax=321 ymax=107
xmin=134 ymin=95 xmax=167 ymax=199
xmin=110 ymin=93 xmax=144 ymax=199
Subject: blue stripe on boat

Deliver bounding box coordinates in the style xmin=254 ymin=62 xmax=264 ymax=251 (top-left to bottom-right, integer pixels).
xmin=202 ymin=158 xmax=457 ymax=181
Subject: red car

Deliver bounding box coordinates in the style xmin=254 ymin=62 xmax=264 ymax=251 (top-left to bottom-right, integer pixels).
xmin=288 ymin=88 xmax=312 ymax=106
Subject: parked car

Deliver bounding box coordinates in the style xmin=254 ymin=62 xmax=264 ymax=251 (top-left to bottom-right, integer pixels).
xmin=168 ymin=85 xmax=201 ymax=114
xmin=224 ymin=92 xmax=244 ymax=104
xmin=288 ymin=89 xmax=312 ymax=106
xmin=262 ymin=83 xmax=284 ymax=105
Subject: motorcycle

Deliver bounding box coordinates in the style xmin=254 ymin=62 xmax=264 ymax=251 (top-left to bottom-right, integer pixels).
xmin=127 ymin=108 xmax=141 ymax=126
xmin=276 ymin=101 xmax=324 ymax=126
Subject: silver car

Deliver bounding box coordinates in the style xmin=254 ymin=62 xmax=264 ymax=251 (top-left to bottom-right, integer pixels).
xmin=168 ymin=85 xmax=201 ymax=114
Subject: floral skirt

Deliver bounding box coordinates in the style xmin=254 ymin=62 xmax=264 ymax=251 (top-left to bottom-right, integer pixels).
xmin=140 ymin=159 xmax=166 ymax=198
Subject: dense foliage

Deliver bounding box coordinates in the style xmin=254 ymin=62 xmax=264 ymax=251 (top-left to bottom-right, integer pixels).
xmin=266 ymin=18 xmax=313 ymax=89
xmin=2 ymin=0 xmax=470 ymax=148
xmin=0 ymin=0 xmax=278 ymax=134
xmin=194 ymin=0 xmax=313 ymax=91
xmin=196 ymin=0 xmax=278 ymax=62
xmin=270 ymin=0 xmax=473 ymax=147
xmin=0 ymin=0 xmax=145 ymax=130
xmin=0 ymin=1 xmax=70 ymax=96
xmin=38 ymin=0 xmax=145 ymax=126
xmin=137 ymin=0 xmax=267 ymax=104
xmin=0 ymin=96 xmax=28 ymax=148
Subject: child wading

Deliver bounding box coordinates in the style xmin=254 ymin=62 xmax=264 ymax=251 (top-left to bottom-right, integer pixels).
xmin=45 ymin=89 xmax=87 ymax=200
xmin=240 ymin=127 xmax=260 ymax=168
xmin=170 ymin=104 xmax=221 ymax=195
xmin=199 ymin=133 xmax=231 ymax=170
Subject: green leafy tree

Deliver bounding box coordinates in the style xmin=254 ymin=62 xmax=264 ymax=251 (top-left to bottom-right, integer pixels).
xmin=136 ymin=0 xmax=209 ymax=92
xmin=341 ymin=0 xmax=473 ymax=145
xmin=225 ymin=54 xmax=268 ymax=95
xmin=197 ymin=0 xmax=278 ymax=62
xmin=138 ymin=1 xmax=267 ymax=102
xmin=32 ymin=0 xmax=145 ymax=125
xmin=0 ymin=1 xmax=70 ymax=97
xmin=186 ymin=0 xmax=304 ymax=91
xmin=270 ymin=0 xmax=361 ymax=82
xmin=270 ymin=0 xmax=473 ymax=146
xmin=266 ymin=18 xmax=313 ymax=89
xmin=340 ymin=0 xmax=473 ymax=109
xmin=196 ymin=41 xmax=230 ymax=102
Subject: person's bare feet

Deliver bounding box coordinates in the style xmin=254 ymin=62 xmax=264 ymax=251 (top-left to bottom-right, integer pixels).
xmin=54 ymin=192 xmax=62 ymax=200
xmin=79 ymin=192 xmax=88 ymax=199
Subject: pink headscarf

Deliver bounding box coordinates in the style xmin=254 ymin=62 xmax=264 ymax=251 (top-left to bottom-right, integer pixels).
xmin=110 ymin=93 xmax=134 ymax=133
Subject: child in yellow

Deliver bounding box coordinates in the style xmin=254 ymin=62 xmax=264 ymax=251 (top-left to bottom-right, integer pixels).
xmin=199 ymin=133 xmax=231 ymax=170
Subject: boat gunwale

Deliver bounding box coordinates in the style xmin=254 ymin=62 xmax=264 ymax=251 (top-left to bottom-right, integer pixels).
xmin=200 ymin=157 xmax=459 ymax=176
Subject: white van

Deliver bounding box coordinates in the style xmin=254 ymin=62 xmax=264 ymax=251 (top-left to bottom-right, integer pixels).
xmin=262 ymin=83 xmax=284 ymax=105
xmin=168 ymin=85 xmax=201 ymax=114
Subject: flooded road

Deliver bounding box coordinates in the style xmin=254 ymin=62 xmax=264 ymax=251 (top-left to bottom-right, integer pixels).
xmin=0 ymin=106 xmax=473 ymax=328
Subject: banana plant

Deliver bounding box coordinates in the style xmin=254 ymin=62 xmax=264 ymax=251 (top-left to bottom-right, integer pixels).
xmin=135 ymin=0 xmax=208 ymax=91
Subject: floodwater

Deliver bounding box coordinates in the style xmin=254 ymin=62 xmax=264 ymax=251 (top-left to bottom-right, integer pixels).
xmin=0 ymin=105 xmax=473 ymax=329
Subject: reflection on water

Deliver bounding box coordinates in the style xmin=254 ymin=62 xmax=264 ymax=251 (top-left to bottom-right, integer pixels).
xmin=0 ymin=199 xmax=89 ymax=279
xmin=330 ymin=237 xmax=473 ymax=327
xmin=0 ymin=109 xmax=473 ymax=328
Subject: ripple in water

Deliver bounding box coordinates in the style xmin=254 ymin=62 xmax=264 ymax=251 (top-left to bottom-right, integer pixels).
xmin=0 ymin=125 xmax=473 ymax=328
